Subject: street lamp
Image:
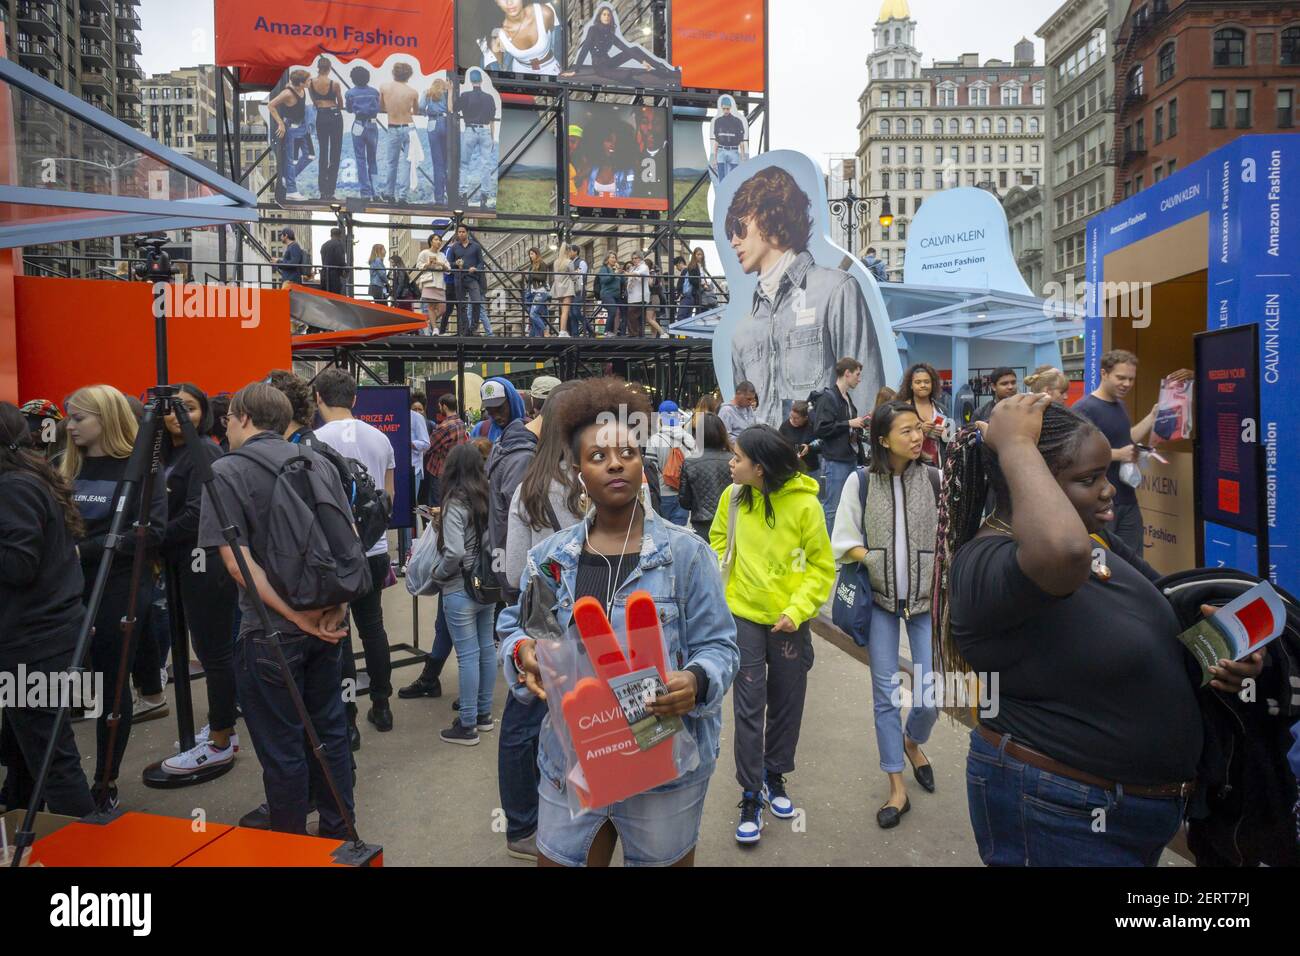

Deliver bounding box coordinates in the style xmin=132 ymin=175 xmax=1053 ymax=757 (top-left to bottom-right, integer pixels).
xmin=828 ymin=187 xmax=893 ymax=259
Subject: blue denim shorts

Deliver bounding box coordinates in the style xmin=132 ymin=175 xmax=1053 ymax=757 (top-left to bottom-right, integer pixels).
xmin=536 ymin=776 xmax=709 ymax=867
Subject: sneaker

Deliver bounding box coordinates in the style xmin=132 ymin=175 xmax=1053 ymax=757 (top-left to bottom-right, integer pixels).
xmin=161 ymin=739 xmax=235 ymax=776
xmin=132 ymin=694 xmax=170 ymax=723
xmin=285 ymin=191 xmax=307 ymax=201
xmin=398 ymin=675 xmax=442 ymax=699
xmin=451 ymin=697 xmax=460 ymax=711
xmin=92 ymin=785 xmax=119 ymax=813
xmin=764 ymin=772 xmax=795 ymax=819
xmin=161 ymin=666 xmax=170 ymax=688
xmin=428 ymin=328 xmax=441 ymax=336
xmin=239 ymin=802 xmax=271 ymax=830
xmin=660 ymin=332 xmax=670 ymax=338
xmin=174 ymin=724 xmax=240 ymax=753
xmin=506 ymin=831 xmax=538 ymax=861
xmin=440 ymin=720 xmax=480 ymax=746
xmin=476 ymin=713 xmax=495 ymax=732
xmin=735 ymin=791 xmax=764 ymax=843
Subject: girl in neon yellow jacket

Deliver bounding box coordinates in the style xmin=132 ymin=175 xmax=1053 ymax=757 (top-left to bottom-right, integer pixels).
xmin=709 ymin=424 xmax=834 ymax=845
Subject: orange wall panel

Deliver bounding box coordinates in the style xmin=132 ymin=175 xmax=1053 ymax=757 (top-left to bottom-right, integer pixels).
xmin=672 ymin=0 xmax=766 ymax=93
xmin=15 ymin=277 xmax=291 ymax=405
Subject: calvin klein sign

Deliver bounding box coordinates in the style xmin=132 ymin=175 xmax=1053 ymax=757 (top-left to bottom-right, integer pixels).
xmin=904 ymin=188 xmax=1031 ymax=295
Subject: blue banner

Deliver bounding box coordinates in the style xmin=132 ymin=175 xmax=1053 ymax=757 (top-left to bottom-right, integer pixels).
xmin=354 ymin=385 xmax=414 ymax=530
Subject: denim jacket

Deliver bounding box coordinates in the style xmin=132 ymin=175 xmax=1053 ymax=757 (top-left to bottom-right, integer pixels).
xmin=497 ymin=508 xmax=739 ymax=795
xmin=731 ymin=250 xmax=886 ymax=427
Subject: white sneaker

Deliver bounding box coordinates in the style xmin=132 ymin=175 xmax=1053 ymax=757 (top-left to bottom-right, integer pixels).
xmin=175 ymin=724 xmax=240 ymax=753
xmin=557 ymin=330 xmax=571 ymax=337
xmin=161 ymin=666 xmax=169 ymax=688
xmin=285 ymin=191 xmax=307 ymax=201
xmin=161 ymin=739 xmax=236 ymax=775
xmin=428 ymin=328 xmax=440 ymax=336
xmin=132 ymin=693 xmax=169 ymax=722
xmin=660 ymin=332 xmax=670 ymax=338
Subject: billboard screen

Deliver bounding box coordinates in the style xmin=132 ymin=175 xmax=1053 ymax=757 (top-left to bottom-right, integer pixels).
xmin=456 ymin=0 xmax=566 ymax=78
xmin=568 ymin=102 xmax=668 ymax=211
xmin=1195 ymin=326 xmax=1262 ymax=535
xmin=671 ymin=0 xmax=766 ymax=92
xmin=497 ymin=107 xmax=559 ymax=226
xmin=264 ymin=57 xmax=500 ymax=215
xmin=563 ymin=3 xmax=681 ymax=90
xmin=215 ymin=0 xmax=454 ymax=85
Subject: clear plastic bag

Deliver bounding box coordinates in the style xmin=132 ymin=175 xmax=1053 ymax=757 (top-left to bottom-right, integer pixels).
xmin=536 ymin=590 xmax=700 ymax=818
xmin=404 ymin=527 xmax=441 ymax=596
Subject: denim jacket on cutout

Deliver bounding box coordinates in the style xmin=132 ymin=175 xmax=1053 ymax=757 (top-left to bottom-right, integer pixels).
xmin=497 ymin=507 xmax=739 ymax=795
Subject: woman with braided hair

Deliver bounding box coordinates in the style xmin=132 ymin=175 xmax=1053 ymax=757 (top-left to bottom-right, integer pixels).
xmin=933 ymin=394 xmax=1263 ymax=866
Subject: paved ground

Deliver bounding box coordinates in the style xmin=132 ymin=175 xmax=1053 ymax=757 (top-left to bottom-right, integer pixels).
xmin=64 ymin=586 xmax=1187 ymax=867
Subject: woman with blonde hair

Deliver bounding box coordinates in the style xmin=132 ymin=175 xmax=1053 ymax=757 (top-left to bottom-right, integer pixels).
xmin=551 ymin=248 xmax=576 ymax=335
xmin=422 ymin=77 xmax=451 ymax=205
xmin=368 ymin=243 xmax=389 ymax=302
xmin=63 ymin=385 xmax=167 ymax=811
xmin=1024 ymin=365 xmax=1070 ymax=403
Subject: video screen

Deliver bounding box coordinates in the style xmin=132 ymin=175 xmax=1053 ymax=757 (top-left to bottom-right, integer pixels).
xmin=567 ymin=102 xmax=669 ymax=212
xmin=456 ymin=0 xmax=566 ymax=79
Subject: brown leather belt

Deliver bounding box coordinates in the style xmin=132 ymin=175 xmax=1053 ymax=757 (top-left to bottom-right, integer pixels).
xmin=976 ymin=724 xmax=1194 ymax=800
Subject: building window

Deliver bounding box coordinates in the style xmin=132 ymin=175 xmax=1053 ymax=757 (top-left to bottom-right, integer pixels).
xmin=1210 ymin=90 xmax=1226 ymax=127
xmin=949 ymin=118 xmax=960 ymax=134
xmin=880 ymin=90 xmax=891 ymax=108
xmin=1214 ymin=28 xmax=1246 ymax=67
xmin=950 ymin=145 xmax=959 ymax=162
xmin=963 ymin=117 xmax=974 ymax=133
xmin=912 ymin=118 xmax=923 ymax=134
xmin=1013 ymin=117 xmax=1024 ymax=133
xmin=1136 ymin=174 xmax=1144 ymax=191
xmin=1031 ymin=145 xmax=1040 ymax=162
xmin=913 ymin=146 xmax=923 ymax=163
xmin=934 ymin=145 xmax=944 ymax=162
xmin=997 ymin=117 xmax=1008 ymax=134
xmin=980 ymin=145 xmax=990 ymax=162
xmin=935 ymin=171 xmax=945 ymax=189
xmin=1158 ymin=43 xmax=1176 ymax=84
xmin=999 ymin=145 xmax=1008 ymax=162
xmin=1236 ymin=90 xmax=1252 ymax=127
xmin=880 ymin=118 xmax=891 ymax=134
xmin=1169 ymin=97 xmax=1178 ymax=135
xmin=980 ymin=117 xmax=992 ymax=134
xmin=1279 ymin=89 xmax=1294 ymax=127
xmin=914 ymin=170 xmax=924 ymax=189
xmin=882 ymin=146 xmax=891 ymax=163
xmin=1136 ymin=117 xmax=1145 ymax=149
xmin=1128 ymin=64 xmax=1144 ymax=99
xmin=1033 ymin=83 xmax=1044 ymax=105
xmin=938 ymin=83 xmax=957 ymax=106
xmin=912 ymin=89 xmax=924 ymax=107
xmin=1284 ymin=27 xmax=1300 ymax=64
xmin=1001 ymin=84 xmax=1021 ymax=105
xmin=999 ymin=170 xmax=1008 ymax=188
xmin=967 ymin=171 xmax=977 ymax=186
xmin=933 ymin=118 xmax=943 ymax=134
xmin=1154 ymin=106 xmax=1164 ymax=143
xmin=882 ymin=172 xmax=891 ymax=189
xmin=970 ymin=84 xmax=989 ymax=106
xmin=1015 ymin=145 xmax=1024 ymax=162
xmin=1168 ymin=159 xmax=1177 ymax=175
xmin=1029 ymin=117 xmax=1040 ymax=133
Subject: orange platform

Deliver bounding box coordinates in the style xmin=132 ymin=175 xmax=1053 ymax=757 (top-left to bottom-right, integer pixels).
xmin=28 ymin=812 xmax=381 ymax=868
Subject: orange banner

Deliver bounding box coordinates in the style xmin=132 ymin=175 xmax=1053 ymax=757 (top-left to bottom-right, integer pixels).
xmin=672 ymin=0 xmax=766 ymax=93
xmin=215 ymin=0 xmax=454 ymax=77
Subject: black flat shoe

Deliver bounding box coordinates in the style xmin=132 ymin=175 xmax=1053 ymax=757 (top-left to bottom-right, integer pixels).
xmin=907 ymin=748 xmax=936 ymax=793
xmin=367 ymin=702 xmax=394 ymax=732
xmin=348 ymin=724 xmax=362 ymax=752
xmin=876 ymin=798 xmax=911 ymax=829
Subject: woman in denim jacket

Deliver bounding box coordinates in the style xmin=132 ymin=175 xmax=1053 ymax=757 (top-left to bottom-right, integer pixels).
xmin=498 ymin=378 xmax=739 ymax=867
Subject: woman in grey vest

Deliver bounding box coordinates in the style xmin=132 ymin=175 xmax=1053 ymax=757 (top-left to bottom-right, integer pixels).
xmin=830 ymin=401 xmax=941 ymax=829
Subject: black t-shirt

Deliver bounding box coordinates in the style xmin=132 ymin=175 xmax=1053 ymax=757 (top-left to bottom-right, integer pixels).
xmin=779 ymin=419 xmax=820 ymax=471
xmin=574 ymin=550 xmax=639 ymax=611
xmin=1074 ymin=394 xmax=1137 ymax=505
xmin=948 ymin=533 xmax=1202 ymax=784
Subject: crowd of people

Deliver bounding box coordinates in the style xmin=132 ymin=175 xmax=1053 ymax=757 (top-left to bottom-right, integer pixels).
xmin=278 ymin=227 xmax=720 ymax=339
xmin=1 ymin=345 xmax=1296 ymax=868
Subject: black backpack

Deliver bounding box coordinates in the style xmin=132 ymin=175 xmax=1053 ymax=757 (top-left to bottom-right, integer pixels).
xmin=462 ymin=510 xmax=503 ymax=605
xmin=293 ymin=433 xmax=392 ymax=550
xmin=233 ymin=444 xmax=373 ymax=611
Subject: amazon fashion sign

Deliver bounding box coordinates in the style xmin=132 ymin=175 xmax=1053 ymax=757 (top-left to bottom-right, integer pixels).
xmin=903 ymin=187 xmax=1031 ymax=295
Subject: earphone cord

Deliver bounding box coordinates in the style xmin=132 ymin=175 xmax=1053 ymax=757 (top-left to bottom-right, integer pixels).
xmin=584 ymin=491 xmax=640 ymax=612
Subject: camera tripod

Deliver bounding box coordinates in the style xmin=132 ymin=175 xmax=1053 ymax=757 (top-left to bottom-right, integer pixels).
xmin=10 ymin=267 xmax=378 ymax=867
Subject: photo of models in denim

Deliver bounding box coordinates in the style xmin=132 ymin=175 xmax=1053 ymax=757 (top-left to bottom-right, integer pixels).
xmin=456 ymin=68 xmax=502 ymax=212
xmin=708 ymin=94 xmax=749 ymax=183
xmin=266 ymin=54 xmax=473 ymax=213
xmin=568 ymin=102 xmax=668 ymax=211
xmin=457 ymin=0 xmax=565 ymax=78
xmin=561 ymin=2 xmax=682 ymax=90
xmin=712 ymin=152 xmax=901 ymax=428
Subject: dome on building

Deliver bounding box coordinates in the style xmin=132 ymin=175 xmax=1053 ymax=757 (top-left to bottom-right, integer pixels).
xmin=877 ymin=0 xmax=911 ymax=23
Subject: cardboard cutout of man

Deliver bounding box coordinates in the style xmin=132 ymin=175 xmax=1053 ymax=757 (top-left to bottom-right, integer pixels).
xmin=710 ymin=95 xmax=748 ymax=182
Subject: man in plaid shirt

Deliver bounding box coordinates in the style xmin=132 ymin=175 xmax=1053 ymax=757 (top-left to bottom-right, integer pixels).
xmin=425 ymin=393 xmax=468 ymax=506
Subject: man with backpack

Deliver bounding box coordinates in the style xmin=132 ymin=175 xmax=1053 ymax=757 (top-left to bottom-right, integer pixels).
xmin=646 ymin=400 xmax=695 ymax=526
xmin=198 ymin=382 xmax=360 ymax=838
xmin=813 ymin=357 xmax=867 ymax=533
xmin=312 ymin=368 xmax=397 ymax=739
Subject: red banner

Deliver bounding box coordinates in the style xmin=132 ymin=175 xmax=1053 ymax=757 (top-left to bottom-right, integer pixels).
xmin=672 ymin=0 xmax=766 ymax=93
xmin=215 ymin=0 xmax=454 ymax=83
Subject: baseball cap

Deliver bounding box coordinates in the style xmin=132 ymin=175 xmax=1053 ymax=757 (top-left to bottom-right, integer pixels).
xmin=531 ymin=376 xmax=562 ymax=403
xmin=480 ymin=380 xmax=508 ymax=408
xmin=658 ymin=400 xmax=681 ymax=426
xmin=568 ymin=124 xmax=584 ymax=138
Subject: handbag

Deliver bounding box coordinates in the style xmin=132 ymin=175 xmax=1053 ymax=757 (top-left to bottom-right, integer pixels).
xmin=462 ymin=511 xmax=503 ymax=605
xmin=830 ymin=468 xmax=873 ymax=646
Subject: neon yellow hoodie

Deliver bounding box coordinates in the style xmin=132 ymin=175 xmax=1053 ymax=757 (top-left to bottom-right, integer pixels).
xmin=709 ymin=472 xmax=835 ymax=627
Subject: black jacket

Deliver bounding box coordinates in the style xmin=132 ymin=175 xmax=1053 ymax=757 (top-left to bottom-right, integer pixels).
xmin=162 ymin=438 xmax=225 ymax=563
xmin=0 ymin=472 xmax=85 ymax=669
xmin=486 ymin=419 xmax=537 ymax=597
xmin=812 ymin=386 xmax=863 ymax=465
xmin=779 ymin=419 xmax=820 ymax=471
xmin=320 ymin=238 xmax=347 ymax=294
xmin=678 ymin=450 xmax=733 ymax=525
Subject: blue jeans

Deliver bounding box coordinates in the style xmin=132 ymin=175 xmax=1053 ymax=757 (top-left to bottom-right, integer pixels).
xmin=600 ymin=293 xmax=622 ymax=335
xmin=658 ymin=493 xmax=689 ymax=526
xmin=280 ymin=124 xmax=312 ymax=193
xmin=498 ymin=694 xmax=546 ymax=841
xmin=821 ymin=458 xmax=858 ymax=533
xmin=427 ymin=117 xmax=449 ymax=204
xmin=529 ymin=294 xmax=550 ymax=336
xmin=460 ymin=125 xmax=497 ymax=206
xmin=568 ymin=291 xmax=593 ymax=336
xmin=456 ymin=279 xmax=491 ymax=334
xmin=716 ymin=146 xmax=741 ymax=181
xmin=442 ymin=589 xmax=495 ymax=728
xmin=965 ymin=729 xmax=1185 ymax=866
xmin=352 ymin=120 xmax=379 ymax=196
xmin=383 ymin=125 xmax=412 ymax=202
xmin=677 ymin=292 xmax=696 ymax=322
xmin=866 ymin=606 xmax=937 ymax=773
xmin=236 ymin=631 xmax=354 ymax=838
